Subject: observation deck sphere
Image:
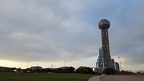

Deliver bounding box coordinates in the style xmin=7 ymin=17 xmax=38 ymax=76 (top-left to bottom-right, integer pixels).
xmin=99 ymin=19 xmax=110 ymax=29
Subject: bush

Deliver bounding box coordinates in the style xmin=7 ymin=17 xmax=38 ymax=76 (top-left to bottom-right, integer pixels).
xmin=103 ymin=68 xmax=116 ymax=75
xmin=75 ymin=66 xmax=94 ymax=74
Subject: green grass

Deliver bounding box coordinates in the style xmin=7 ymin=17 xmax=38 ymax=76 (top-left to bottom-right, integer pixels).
xmin=0 ymin=72 xmax=96 ymax=81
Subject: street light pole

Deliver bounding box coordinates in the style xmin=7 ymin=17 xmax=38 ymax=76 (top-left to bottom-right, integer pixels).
xmin=64 ymin=61 xmax=66 ymax=66
xmin=27 ymin=59 xmax=29 ymax=69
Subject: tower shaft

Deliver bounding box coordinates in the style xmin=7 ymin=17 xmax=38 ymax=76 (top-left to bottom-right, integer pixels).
xmin=101 ymin=29 xmax=111 ymax=68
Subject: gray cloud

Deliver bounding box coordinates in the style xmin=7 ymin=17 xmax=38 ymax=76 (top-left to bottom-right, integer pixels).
xmin=0 ymin=0 xmax=144 ymax=70
xmin=108 ymin=1 xmax=144 ymax=65
xmin=0 ymin=0 xmax=99 ymax=62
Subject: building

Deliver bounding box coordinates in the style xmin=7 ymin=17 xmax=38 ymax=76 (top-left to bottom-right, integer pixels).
xmin=96 ymin=47 xmax=119 ymax=73
xmin=111 ymin=59 xmax=115 ymax=68
xmin=97 ymin=48 xmax=104 ymax=68
xmin=96 ymin=19 xmax=120 ymax=73
xmin=98 ymin=19 xmax=111 ymax=68
xmin=31 ymin=66 xmax=42 ymax=70
xmin=115 ymin=62 xmax=120 ymax=72
xmin=96 ymin=47 xmax=115 ymax=68
xmin=96 ymin=47 xmax=120 ymax=73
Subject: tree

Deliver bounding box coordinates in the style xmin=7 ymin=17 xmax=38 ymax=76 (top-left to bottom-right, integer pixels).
xmin=103 ymin=68 xmax=116 ymax=75
xmin=59 ymin=66 xmax=75 ymax=73
xmin=75 ymin=66 xmax=94 ymax=74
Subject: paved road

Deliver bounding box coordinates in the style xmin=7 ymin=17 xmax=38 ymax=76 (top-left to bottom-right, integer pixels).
xmin=101 ymin=75 xmax=144 ymax=81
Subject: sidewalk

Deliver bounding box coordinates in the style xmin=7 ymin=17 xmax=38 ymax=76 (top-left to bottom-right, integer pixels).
xmin=88 ymin=75 xmax=106 ymax=81
xmin=88 ymin=76 xmax=101 ymax=81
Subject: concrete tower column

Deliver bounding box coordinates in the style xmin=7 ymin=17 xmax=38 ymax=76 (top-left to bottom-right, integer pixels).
xmin=99 ymin=19 xmax=111 ymax=68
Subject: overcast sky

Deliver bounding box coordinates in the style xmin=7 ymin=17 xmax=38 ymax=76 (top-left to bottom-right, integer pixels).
xmin=0 ymin=0 xmax=144 ymax=71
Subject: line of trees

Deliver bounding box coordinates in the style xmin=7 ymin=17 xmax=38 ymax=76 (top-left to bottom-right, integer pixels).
xmin=14 ymin=66 xmax=95 ymax=74
xmin=0 ymin=67 xmax=16 ymax=72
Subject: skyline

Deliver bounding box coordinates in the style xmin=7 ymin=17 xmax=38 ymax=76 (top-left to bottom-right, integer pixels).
xmin=0 ymin=0 xmax=144 ymax=71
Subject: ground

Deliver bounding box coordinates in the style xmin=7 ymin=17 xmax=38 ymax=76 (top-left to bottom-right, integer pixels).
xmin=0 ymin=72 xmax=96 ymax=81
xmin=88 ymin=75 xmax=144 ymax=81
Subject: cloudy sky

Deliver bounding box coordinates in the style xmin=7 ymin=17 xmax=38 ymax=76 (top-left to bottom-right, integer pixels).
xmin=0 ymin=0 xmax=144 ymax=71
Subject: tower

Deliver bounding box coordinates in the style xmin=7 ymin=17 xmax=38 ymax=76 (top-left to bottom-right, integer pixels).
xmin=98 ymin=19 xmax=111 ymax=68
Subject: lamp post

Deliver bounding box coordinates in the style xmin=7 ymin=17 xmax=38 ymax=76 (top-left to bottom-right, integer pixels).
xmin=118 ymin=57 xmax=122 ymax=71
xmin=64 ymin=61 xmax=66 ymax=66
xmin=27 ymin=59 xmax=29 ymax=69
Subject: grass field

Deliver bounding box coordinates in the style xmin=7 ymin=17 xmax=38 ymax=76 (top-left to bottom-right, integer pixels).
xmin=0 ymin=72 xmax=96 ymax=81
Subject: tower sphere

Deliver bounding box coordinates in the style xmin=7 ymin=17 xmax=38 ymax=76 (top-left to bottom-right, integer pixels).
xmin=99 ymin=19 xmax=110 ymax=29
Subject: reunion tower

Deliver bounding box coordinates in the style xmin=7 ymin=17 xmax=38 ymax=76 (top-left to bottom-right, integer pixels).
xmin=98 ymin=19 xmax=111 ymax=68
